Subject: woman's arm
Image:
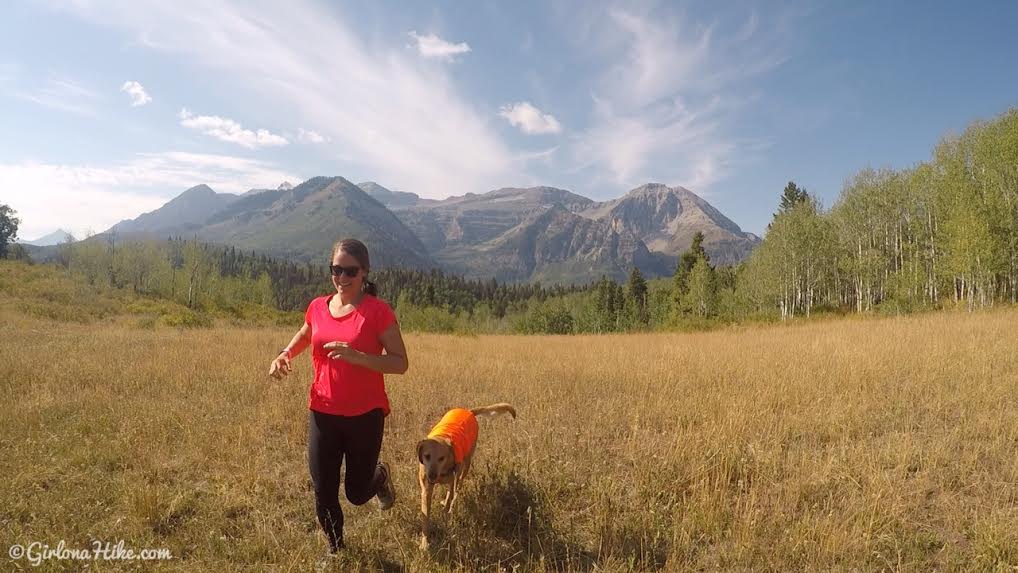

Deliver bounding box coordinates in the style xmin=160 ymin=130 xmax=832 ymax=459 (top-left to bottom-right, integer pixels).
xmin=269 ymin=323 xmax=312 ymax=380
xmin=324 ymin=322 xmax=408 ymax=374
xmin=280 ymin=322 xmax=312 ymax=358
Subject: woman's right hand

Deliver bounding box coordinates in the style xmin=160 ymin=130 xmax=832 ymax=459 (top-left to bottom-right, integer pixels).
xmin=268 ymin=354 xmax=292 ymax=380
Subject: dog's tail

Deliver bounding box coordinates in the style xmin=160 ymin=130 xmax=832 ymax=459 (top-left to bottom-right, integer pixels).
xmin=470 ymin=403 xmax=517 ymax=420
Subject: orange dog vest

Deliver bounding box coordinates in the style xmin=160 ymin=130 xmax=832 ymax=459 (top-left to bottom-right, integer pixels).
xmin=427 ymin=408 xmax=478 ymax=465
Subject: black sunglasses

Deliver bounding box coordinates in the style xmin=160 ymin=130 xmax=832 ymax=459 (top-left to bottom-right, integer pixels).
xmin=329 ymin=264 xmax=361 ymax=278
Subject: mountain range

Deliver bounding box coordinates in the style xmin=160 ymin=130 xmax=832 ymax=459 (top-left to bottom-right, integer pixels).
xmin=100 ymin=177 xmax=760 ymax=284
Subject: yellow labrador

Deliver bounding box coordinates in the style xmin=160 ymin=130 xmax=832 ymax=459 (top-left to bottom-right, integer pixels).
xmin=416 ymin=403 xmax=516 ymax=549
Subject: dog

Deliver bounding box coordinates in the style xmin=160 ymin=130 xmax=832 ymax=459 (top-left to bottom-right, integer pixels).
xmin=417 ymin=403 xmax=516 ymax=549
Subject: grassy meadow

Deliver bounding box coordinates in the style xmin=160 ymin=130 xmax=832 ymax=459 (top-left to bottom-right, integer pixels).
xmin=2 ymin=286 xmax=1018 ymax=571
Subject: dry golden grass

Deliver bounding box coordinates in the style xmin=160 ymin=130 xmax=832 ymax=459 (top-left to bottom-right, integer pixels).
xmin=1 ymin=306 xmax=1017 ymax=571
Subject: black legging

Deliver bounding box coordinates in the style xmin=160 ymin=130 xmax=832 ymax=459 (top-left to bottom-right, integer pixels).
xmin=308 ymin=407 xmax=385 ymax=551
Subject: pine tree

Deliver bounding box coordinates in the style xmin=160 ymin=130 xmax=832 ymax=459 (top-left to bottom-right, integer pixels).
xmin=626 ymin=266 xmax=649 ymax=325
xmin=673 ymin=231 xmax=709 ymax=301
xmin=776 ymin=181 xmax=809 ymax=217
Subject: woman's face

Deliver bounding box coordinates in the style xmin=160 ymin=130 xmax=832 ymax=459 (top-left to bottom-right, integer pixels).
xmin=331 ymin=250 xmax=365 ymax=297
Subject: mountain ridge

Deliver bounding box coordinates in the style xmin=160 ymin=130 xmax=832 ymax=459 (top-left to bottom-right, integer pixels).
xmin=103 ymin=177 xmax=758 ymax=283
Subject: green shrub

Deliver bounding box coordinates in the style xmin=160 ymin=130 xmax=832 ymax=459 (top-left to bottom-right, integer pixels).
xmin=160 ymin=309 xmax=213 ymax=328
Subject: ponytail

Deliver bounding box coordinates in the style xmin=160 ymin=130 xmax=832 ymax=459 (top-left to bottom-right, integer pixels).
xmin=362 ymin=278 xmax=378 ymax=297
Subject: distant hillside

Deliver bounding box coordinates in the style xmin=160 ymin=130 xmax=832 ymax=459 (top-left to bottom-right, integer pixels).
xmin=199 ymin=176 xmax=435 ymax=268
xmin=432 ymin=203 xmax=674 ymax=283
xmin=20 ymin=229 xmax=75 ymax=246
xmin=105 ymin=177 xmax=436 ymax=269
xmin=357 ymin=181 xmax=434 ymax=210
xmin=394 ymin=186 xmax=595 ymax=252
xmin=112 ymin=184 xmax=239 ymax=235
xmin=392 ymin=183 xmax=751 ymax=282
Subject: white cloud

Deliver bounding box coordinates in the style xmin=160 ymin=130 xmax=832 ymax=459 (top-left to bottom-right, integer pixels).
xmin=178 ymin=108 xmax=289 ymax=149
xmin=58 ymin=1 xmax=516 ymax=200
xmin=499 ymin=102 xmax=562 ymax=135
xmin=297 ymin=128 xmax=329 ymax=144
xmin=0 ymin=152 xmax=300 ymax=240
xmin=17 ymin=76 xmax=99 ymax=116
xmin=570 ymin=96 xmax=724 ymax=186
xmin=564 ymin=5 xmax=785 ymax=192
xmin=605 ymin=9 xmax=713 ymax=109
xmin=42 ymin=0 xmax=789 ymax=208
xmin=408 ymin=31 xmax=471 ymax=61
xmin=120 ymin=80 xmax=151 ymax=106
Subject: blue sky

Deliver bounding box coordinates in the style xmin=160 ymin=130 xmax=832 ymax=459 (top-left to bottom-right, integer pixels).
xmin=2 ymin=0 xmax=1017 ymax=241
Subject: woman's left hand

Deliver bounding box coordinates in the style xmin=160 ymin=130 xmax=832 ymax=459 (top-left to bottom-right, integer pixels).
xmin=324 ymin=341 xmax=362 ymax=363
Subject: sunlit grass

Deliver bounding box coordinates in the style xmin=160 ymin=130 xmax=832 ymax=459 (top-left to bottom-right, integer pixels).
xmin=1 ymin=300 xmax=1016 ymax=571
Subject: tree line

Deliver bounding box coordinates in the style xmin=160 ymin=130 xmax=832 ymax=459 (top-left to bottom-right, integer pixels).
xmin=740 ymin=106 xmax=1018 ymax=318
xmin=13 ymin=233 xmax=589 ymax=320
xmin=3 ymin=106 xmax=1016 ymax=332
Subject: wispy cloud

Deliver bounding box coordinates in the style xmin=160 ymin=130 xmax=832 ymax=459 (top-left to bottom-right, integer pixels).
xmin=408 ymin=31 xmax=471 ymax=61
xmin=120 ymin=80 xmax=151 ymax=106
xmin=500 ymin=102 xmax=562 ymax=135
xmin=37 ymin=0 xmax=791 ymax=212
xmin=178 ymin=108 xmax=289 ymax=149
xmin=564 ymin=4 xmax=786 ymax=192
xmin=297 ymin=128 xmax=329 ymax=144
xmin=60 ymin=1 xmax=515 ymax=199
xmin=572 ymin=96 xmax=725 ymax=187
xmin=17 ymin=76 xmax=100 ymax=116
xmin=0 ymin=152 xmax=299 ymax=239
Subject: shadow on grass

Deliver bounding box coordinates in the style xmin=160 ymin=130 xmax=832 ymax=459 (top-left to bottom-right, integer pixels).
xmin=320 ymin=474 xmax=665 ymax=573
xmin=413 ymin=464 xmax=668 ymax=571
xmin=317 ymin=545 xmax=406 ymax=573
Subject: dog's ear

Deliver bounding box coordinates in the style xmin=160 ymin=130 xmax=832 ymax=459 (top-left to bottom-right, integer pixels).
xmin=416 ymin=439 xmax=429 ymax=464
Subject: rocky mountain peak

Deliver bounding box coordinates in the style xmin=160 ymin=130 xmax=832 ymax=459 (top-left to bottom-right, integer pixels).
xmin=179 ymin=184 xmax=215 ymax=198
xmin=102 ymin=175 xmax=759 ymax=284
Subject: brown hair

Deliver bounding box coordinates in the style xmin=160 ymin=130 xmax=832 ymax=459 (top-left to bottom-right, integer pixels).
xmin=331 ymin=238 xmax=378 ymax=296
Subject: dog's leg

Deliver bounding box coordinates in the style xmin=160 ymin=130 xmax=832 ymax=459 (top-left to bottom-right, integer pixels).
xmin=446 ymin=448 xmax=474 ymax=514
xmin=460 ymin=448 xmax=474 ymax=482
xmin=444 ymin=471 xmax=459 ymax=514
xmin=449 ymin=454 xmax=473 ymax=514
xmin=419 ymin=470 xmax=434 ymax=550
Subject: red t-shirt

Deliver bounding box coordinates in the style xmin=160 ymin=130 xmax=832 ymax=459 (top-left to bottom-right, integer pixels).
xmin=304 ymin=293 xmax=398 ymax=416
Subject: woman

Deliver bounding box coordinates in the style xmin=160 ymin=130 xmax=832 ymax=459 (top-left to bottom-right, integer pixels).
xmin=268 ymin=238 xmax=409 ymax=554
